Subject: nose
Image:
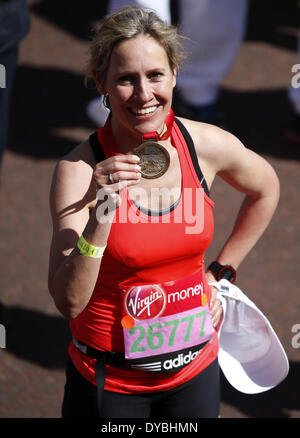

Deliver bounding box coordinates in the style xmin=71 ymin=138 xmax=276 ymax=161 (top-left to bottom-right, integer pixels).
xmin=133 ymin=78 xmax=152 ymax=103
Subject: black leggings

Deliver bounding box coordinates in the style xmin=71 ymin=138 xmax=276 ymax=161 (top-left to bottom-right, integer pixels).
xmin=62 ymin=356 xmax=220 ymax=419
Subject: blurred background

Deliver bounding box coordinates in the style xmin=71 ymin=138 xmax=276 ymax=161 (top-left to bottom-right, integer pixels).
xmin=0 ymin=0 xmax=299 ymax=418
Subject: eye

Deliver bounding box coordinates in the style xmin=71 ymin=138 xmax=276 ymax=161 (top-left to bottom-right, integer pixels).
xmin=117 ymin=75 xmax=135 ymax=84
xmin=148 ymin=72 xmax=163 ymax=81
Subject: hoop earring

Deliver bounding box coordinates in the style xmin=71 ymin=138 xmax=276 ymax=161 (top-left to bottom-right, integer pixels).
xmin=103 ymin=94 xmax=111 ymax=111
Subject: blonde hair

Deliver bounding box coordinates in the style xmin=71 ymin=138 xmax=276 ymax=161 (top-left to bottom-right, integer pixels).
xmin=85 ymin=6 xmax=186 ymax=87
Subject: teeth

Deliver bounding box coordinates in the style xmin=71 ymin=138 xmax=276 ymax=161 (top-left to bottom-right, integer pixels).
xmin=134 ymin=106 xmax=157 ymax=115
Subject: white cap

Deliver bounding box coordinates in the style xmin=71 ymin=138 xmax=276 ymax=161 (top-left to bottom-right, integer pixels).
xmin=211 ymin=279 xmax=289 ymax=394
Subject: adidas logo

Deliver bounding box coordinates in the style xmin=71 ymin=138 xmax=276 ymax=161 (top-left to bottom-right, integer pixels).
xmin=129 ymin=348 xmax=203 ymax=372
xmin=162 ymin=349 xmax=202 ymax=371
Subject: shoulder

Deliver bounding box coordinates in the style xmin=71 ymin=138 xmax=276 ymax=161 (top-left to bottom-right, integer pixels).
xmin=58 ymin=138 xmax=96 ymax=168
xmin=50 ymin=139 xmax=97 ymax=211
xmin=176 ymin=117 xmax=244 ymax=153
xmin=175 ymin=117 xmax=251 ymax=172
xmin=52 ymin=140 xmax=96 ymax=187
xmin=175 ymin=117 xmax=279 ymax=195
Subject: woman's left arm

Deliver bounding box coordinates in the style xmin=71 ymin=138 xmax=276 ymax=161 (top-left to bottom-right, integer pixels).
xmin=194 ymin=124 xmax=280 ymax=327
xmin=209 ymin=142 xmax=280 ymax=326
xmin=209 ymin=130 xmax=280 ymax=270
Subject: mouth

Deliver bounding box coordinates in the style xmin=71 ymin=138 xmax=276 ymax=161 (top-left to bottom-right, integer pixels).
xmin=130 ymin=105 xmax=159 ymax=117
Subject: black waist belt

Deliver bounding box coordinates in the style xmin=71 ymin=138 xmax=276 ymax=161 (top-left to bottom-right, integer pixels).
xmin=72 ymin=337 xmax=125 ymax=414
xmin=72 ymin=336 xmax=209 ymax=414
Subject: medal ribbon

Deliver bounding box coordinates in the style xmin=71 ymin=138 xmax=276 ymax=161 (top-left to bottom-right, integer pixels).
xmin=97 ymin=108 xmax=175 ymax=158
xmin=142 ymin=109 xmax=175 ymax=141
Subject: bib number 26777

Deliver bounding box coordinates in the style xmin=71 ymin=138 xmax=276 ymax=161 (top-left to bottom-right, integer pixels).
xmin=125 ymin=307 xmax=210 ymax=359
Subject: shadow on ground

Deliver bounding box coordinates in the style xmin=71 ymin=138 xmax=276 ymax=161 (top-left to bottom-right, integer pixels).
xmin=8 ymin=65 xmax=97 ymax=159
xmin=0 ymin=301 xmax=71 ymax=369
xmin=218 ymin=88 xmax=300 ymax=161
xmin=31 ymin=0 xmax=109 ymax=41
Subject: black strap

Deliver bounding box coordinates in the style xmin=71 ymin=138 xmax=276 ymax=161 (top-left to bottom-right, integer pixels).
xmin=89 ymin=132 xmax=106 ymax=163
xmin=72 ymin=338 xmax=125 ymax=415
xmin=94 ymin=351 xmax=126 ymax=414
xmin=174 ymin=118 xmax=210 ymax=197
xmin=94 ymin=354 xmax=107 ymax=413
xmin=83 ymin=342 xmax=125 ymax=365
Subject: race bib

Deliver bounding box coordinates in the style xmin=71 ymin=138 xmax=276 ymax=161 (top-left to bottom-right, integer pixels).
xmin=121 ymin=271 xmax=215 ymax=372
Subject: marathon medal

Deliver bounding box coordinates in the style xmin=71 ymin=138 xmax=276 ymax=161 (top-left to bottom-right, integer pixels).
xmin=133 ymin=109 xmax=174 ymax=179
xmin=133 ymin=141 xmax=170 ymax=179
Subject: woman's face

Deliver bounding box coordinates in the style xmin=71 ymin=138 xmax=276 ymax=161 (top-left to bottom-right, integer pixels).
xmin=100 ymin=34 xmax=176 ymax=144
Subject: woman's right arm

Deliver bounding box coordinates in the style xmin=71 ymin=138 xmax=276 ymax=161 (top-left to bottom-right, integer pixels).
xmin=48 ymin=150 xmax=141 ymax=319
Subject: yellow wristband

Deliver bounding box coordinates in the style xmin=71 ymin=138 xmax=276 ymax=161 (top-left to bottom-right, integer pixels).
xmin=77 ymin=234 xmax=106 ymax=259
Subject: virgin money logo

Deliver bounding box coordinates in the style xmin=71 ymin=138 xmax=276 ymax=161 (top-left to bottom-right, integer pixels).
xmin=125 ymin=285 xmax=166 ymax=320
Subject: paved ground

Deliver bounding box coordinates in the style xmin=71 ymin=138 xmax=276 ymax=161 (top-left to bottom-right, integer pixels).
xmin=0 ymin=0 xmax=299 ymax=419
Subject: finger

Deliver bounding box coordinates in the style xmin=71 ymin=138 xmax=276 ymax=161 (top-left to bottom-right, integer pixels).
xmin=114 ymin=154 xmax=140 ymax=164
xmin=94 ymin=162 xmax=141 ymax=187
xmin=93 ymin=169 xmax=139 ymax=187
xmin=209 ymin=286 xmax=218 ymax=308
xmin=108 ymin=170 xmax=141 ymax=184
xmin=96 ymin=155 xmax=141 ymax=173
xmin=210 ymin=299 xmax=223 ymax=327
xmin=212 ymin=306 xmax=223 ymax=327
xmin=210 ymin=296 xmax=222 ymax=314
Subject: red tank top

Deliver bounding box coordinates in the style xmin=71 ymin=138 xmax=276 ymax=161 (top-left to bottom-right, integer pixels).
xmin=68 ymin=118 xmax=219 ymax=393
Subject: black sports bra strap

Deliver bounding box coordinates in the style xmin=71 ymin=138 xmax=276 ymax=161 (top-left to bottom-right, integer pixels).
xmin=89 ymin=132 xmax=106 ymax=163
xmin=174 ymin=118 xmax=210 ymax=197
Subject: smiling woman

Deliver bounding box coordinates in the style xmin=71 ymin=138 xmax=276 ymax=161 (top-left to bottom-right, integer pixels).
xmin=95 ymin=34 xmax=177 ymax=150
xmin=49 ymin=5 xmax=280 ymax=421
xmin=84 ymin=7 xmax=184 ymax=150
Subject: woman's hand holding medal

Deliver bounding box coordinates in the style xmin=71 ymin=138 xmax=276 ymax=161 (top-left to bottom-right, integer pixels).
xmin=93 ymin=154 xmax=142 ymax=217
